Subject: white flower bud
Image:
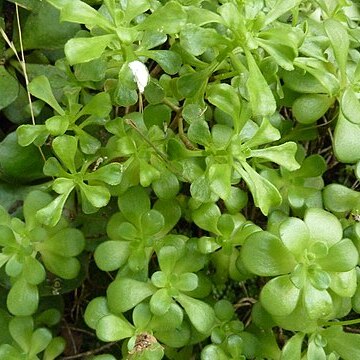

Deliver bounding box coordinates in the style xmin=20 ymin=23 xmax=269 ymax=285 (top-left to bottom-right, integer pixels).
xmin=128 ymin=60 xmax=150 ymax=94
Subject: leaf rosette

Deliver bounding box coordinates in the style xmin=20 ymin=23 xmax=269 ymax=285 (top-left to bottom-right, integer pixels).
xmin=241 ymin=208 xmax=359 ymax=330
xmin=0 ymin=191 xmax=85 ymax=316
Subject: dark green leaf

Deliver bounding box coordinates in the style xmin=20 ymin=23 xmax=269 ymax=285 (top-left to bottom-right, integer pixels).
xmin=0 ymin=132 xmax=46 ymax=184
xmin=0 ymin=66 xmax=19 ymax=110
xmin=20 ymin=1 xmax=80 ymax=50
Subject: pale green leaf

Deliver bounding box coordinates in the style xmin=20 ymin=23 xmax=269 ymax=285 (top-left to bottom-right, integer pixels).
xmin=261 ymin=275 xmax=300 ymax=316
xmin=96 ymin=314 xmax=134 ymax=341
xmin=28 ymin=76 xmax=64 ymax=115
xmin=241 ymin=231 xmax=296 ymax=276
xmin=245 ymin=50 xmax=276 ymax=117
xmin=176 ymin=293 xmax=215 ymax=334
xmin=65 ymin=35 xmax=116 ymax=65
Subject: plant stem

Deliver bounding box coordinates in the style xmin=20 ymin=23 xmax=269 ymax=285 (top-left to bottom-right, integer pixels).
xmin=322 ymin=318 xmax=360 ymax=327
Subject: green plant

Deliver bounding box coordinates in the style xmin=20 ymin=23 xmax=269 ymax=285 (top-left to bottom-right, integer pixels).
xmin=1 ymin=0 xmax=360 ymax=359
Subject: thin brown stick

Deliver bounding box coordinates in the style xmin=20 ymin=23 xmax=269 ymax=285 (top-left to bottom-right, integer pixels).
xmin=61 ymin=341 xmax=118 ymax=359
xmin=15 ymin=4 xmax=35 ymax=125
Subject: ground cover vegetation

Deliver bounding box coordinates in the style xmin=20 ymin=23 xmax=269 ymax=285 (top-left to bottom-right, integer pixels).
xmin=0 ymin=0 xmax=360 ymax=358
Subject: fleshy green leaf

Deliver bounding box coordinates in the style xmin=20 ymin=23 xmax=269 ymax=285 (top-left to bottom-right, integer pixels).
xmin=190 ymin=175 xmax=213 ymax=203
xmin=43 ymin=158 xmax=69 ymax=178
xmin=107 ymin=278 xmax=155 ymax=313
xmin=137 ymin=2 xmax=187 ymax=34
xmin=158 ymin=246 xmax=179 ymax=274
xmin=85 ymin=163 xmax=123 ymax=185
xmin=208 ymin=163 xmax=232 ymax=200
xmin=251 ymin=142 xmax=300 ymax=171
xmin=188 ymin=120 xmax=211 ymax=146
xmin=293 ymin=94 xmax=333 ymax=124
xmin=0 ymin=66 xmax=19 ymax=110
xmin=141 ymin=210 xmax=164 ymax=237
xmin=45 ymin=115 xmax=69 ymax=136
xmin=84 ymin=297 xmax=110 ymax=330
xmin=52 ymin=135 xmax=78 ymax=173
xmin=29 ymin=328 xmax=52 ymax=357
xmin=150 ymin=288 xmax=172 ymax=316
xmin=118 ymin=186 xmax=150 ymax=226
xmin=79 ymin=183 xmax=110 ymax=209
xmin=23 ymin=256 xmax=46 ymax=285
xmin=263 ymin=0 xmax=302 ymax=26
xmin=330 ymin=270 xmax=357 ymax=298
xmin=207 ymin=84 xmax=241 ymax=132
xmin=279 ymin=217 xmax=309 ymax=256
xmin=36 ymin=191 xmax=72 ymax=226
xmin=303 ymin=283 xmax=332 ymax=319
xmin=28 ymin=75 xmax=64 ymax=115
xmin=43 ymin=337 xmax=66 ymax=360
xmin=294 ymin=58 xmax=340 ymax=96
xmin=341 ymin=88 xmax=360 ymax=125
xmin=122 ymin=0 xmax=150 ymax=22
xmin=317 ymin=239 xmax=358 ymax=272
xmin=65 ymin=35 xmax=116 ymax=65
xmin=16 ymin=124 xmax=49 ymax=147
xmin=41 ymin=251 xmax=81 ymax=279
xmin=324 ymin=18 xmax=349 ymax=83
xmin=323 ymin=184 xmax=360 ymax=213
xmin=241 ymin=231 xmax=296 ymax=276
xmin=9 ymin=316 xmax=33 ymax=353
xmin=334 ymin=112 xmax=360 ymax=163
xmin=140 ymin=50 xmax=181 ymax=75
xmin=180 ymin=24 xmax=224 ymax=56
xmin=192 ymin=203 xmax=221 ymax=234
xmin=96 ymin=314 xmax=134 ymax=342
xmin=94 ymin=241 xmax=130 ymax=271
xmin=304 ymin=208 xmax=343 ymax=247
xmin=79 ymin=92 xmax=112 ymax=117
xmin=43 ymin=228 xmax=85 ymax=256
xmin=245 ymin=49 xmax=276 ymax=117
xmin=60 ymin=1 xmax=113 ymax=30
xmin=7 ymin=278 xmax=38 ymax=316
xmin=174 ymin=273 xmax=198 ymax=292
xmin=176 ymin=293 xmax=215 ymax=334
xmin=281 ymin=332 xmax=305 ymax=360
xmin=325 ymin=326 xmax=360 ymax=359
xmin=235 ymin=161 xmax=282 ymax=215
xmin=242 ymin=117 xmax=280 ymax=148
